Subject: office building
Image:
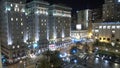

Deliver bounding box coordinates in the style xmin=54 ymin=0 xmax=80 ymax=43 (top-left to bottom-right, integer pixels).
xmin=0 ymin=0 xmax=27 ymax=62
xmin=103 ymin=0 xmax=120 ymax=22
xmin=49 ymin=5 xmax=72 ymax=46
xmin=77 ymin=10 xmax=89 ymax=30
xmin=25 ymin=0 xmax=49 ymax=49
xmin=0 ymin=0 xmax=72 ymax=63
xmin=92 ymin=22 xmax=120 ymax=42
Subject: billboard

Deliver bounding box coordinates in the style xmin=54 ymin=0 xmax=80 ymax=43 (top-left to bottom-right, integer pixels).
xmin=49 ymin=44 xmax=56 ymax=51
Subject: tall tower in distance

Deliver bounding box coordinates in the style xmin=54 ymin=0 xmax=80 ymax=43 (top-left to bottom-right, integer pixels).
xmin=103 ymin=0 xmax=120 ymax=22
xmin=77 ymin=10 xmax=89 ymax=30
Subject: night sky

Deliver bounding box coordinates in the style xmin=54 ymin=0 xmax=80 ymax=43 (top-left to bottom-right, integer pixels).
xmin=45 ymin=0 xmax=104 ymax=11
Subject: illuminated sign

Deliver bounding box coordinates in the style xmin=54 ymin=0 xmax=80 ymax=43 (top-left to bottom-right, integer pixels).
xmin=49 ymin=44 xmax=56 ymax=51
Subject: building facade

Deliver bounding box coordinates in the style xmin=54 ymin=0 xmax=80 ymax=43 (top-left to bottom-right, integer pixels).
xmin=49 ymin=5 xmax=72 ymax=47
xmin=77 ymin=10 xmax=89 ymax=30
xmin=26 ymin=0 xmax=49 ymax=50
xmin=0 ymin=0 xmax=27 ymax=62
xmin=103 ymin=0 xmax=120 ymax=22
xmin=0 ymin=0 xmax=72 ymax=63
xmin=92 ymin=22 xmax=120 ymax=42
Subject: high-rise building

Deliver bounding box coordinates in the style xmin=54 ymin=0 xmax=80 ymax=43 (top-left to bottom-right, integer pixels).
xmin=88 ymin=6 xmax=103 ymax=34
xmin=92 ymin=0 xmax=120 ymax=42
xmin=103 ymin=0 xmax=120 ymax=22
xmin=0 ymin=0 xmax=27 ymax=62
xmin=0 ymin=0 xmax=72 ymax=63
xmin=26 ymin=0 xmax=49 ymax=49
xmin=49 ymin=5 xmax=72 ymax=46
xmin=77 ymin=10 xmax=89 ymax=30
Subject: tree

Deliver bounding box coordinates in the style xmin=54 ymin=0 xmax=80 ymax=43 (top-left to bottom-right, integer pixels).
xmin=38 ymin=50 xmax=63 ymax=68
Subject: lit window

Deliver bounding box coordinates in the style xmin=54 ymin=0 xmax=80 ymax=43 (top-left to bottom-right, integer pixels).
xmin=35 ymin=10 xmax=39 ymax=14
xmin=16 ymin=18 xmax=18 ymax=21
xmin=58 ymin=20 xmax=60 ymax=23
xmin=15 ymin=4 xmax=18 ymax=7
xmin=21 ymin=18 xmax=23 ymax=21
xmin=14 ymin=8 xmax=17 ymax=11
xmin=44 ymin=20 xmax=46 ymax=22
xmin=21 ymin=8 xmax=25 ymax=12
xmin=99 ymin=26 xmax=102 ymax=29
xmin=12 ymin=46 xmax=15 ymax=49
xmin=112 ymin=30 xmax=115 ymax=33
xmin=41 ymin=23 xmax=43 ymax=25
xmin=41 ymin=20 xmax=43 ymax=22
xmin=17 ymin=8 xmax=19 ymax=12
xmin=11 ymin=18 xmax=13 ymax=21
xmin=117 ymin=26 xmax=120 ymax=29
xmin=21 ymin=32 xmax=23 ymax=34
xmin=103 ymin=26 xmax=106 ymax=29
xmin=45 ymin=23 xmax=46 ymax=25
xmin=21 ymin=22 xmax=23 ymax=26
xmin=10 ymin=4 xmax=13 ymax=7
xmin=46 ymin=12 xmax=48 ymax=15
xmin=95 ymin=30 xmax=99 ymax=32
xmin=112 ymin=26 xmax=115 ymax=29
xmin=17 ymin=45 xmax=20 ymax=48
xmin=6 ymin=7 xmax=11 ymax=11
xmin=20 ymin=1 xmax=22 ymax=4
xmin=107 ymin=26 xmax=111 ymax=29
xmin=27 ymin=27 xmax=29 ymax=29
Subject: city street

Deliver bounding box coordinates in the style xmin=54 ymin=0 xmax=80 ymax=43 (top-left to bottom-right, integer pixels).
xmin=63 ymin=55 xmax=120 ymax=68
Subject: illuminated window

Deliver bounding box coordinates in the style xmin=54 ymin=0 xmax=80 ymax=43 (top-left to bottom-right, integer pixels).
xmin=6 ymin=7 xmax=11 ymax=11
xmin=41 ymin=23 xmax=43 ymax=26
xmin=21 ymin=32 xmax=23 ymax=34
xmin=21 ymin=8 xmax=25 ymax=12
xmin=12 ymin=46 xmax=15 ymax=49
xmin=107 ymin=26 xmax=111 ymax=29
xmin=112 ymin=26 xmax=115 ymax=29
xmin=14 ymin=8 xmax=17 ymax=11
xmin=27 ymin=27 xmax=29 ymax=29
xmin=45 ymin=23 xmax=46 ymax=25
xmin=112 ymin=30 xmax=115 ymax=33
xmin=41 ymin=19 xmax=43 ymax=22
xmin=103 ymin=26 xmax=106 ymax=29
xmin=10 ymin=4 xmax=13 ymax=7
xmin=21 ymin=18 xmax=23 ymax=21
xmin=15 ymin=4 xmax=18 ymax=7
xmin=17 ymin=45 xmax=20 ymax=48
xmin=117 ymin=26 xmax=120 ymax=29
xmin=44 ymin=20 xmax=46 ymax=22
xmin=17 ymin=8 xmax=19 ymax=12
xmin=16 ymin=18 xmax=18 ymax=21
xmin=11 ymin=18 xmax=13 ymax=21
xmin=21 ymin=22 xmax=23 ymax=26
xmin=95 ymin=30 xmax=99 ymax=32
xmin=99 ymin=26 xmax=102 ymax=29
